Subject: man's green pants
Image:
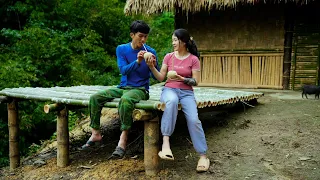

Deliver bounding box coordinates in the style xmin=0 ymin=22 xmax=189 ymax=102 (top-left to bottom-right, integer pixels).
xmin=89 ymin=87 xmax=149 ymax=131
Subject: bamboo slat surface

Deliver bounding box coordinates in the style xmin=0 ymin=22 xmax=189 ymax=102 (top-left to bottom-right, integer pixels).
xmin=0 ymin=85 xmax=264 ymax=111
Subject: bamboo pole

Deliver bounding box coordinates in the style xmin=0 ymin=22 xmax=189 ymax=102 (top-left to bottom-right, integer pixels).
xmin=57 ymin=107 xmax=69 ymax=167
xmin=199 ymin=57 xmax=203 ymax=83
xmin=8 ymin=99 xmax=19 ymax=170
xmin=254 ymin=56 xmax=258 ymax=85
xmin=144 ymin=116 xmax=159 ymax=176
xmin=44 ymin=103 xmax=65 ymax=113
xmin=274 ymin=56 xmax=279 ymax=86
xmin=232 ymin=56 xmax=236 ymax=84
xmin=135 ymin=102 xmax=164 ymax=111
xmin=291 ymin=42 xmax=297 ymax=90
xmin=316 ymin=44 xmax=320 ymax=86
xmin=283 ymin=6 xmax=294 ymax=90
xmin=266 ymin=56 xmax=270 ymax=85
xmin=212 ymin=56 xmax=216 ymax=83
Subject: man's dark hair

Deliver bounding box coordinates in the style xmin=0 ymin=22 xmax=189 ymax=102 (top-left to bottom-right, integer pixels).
xmin=130 ymin=20 xmax=150 ymax=34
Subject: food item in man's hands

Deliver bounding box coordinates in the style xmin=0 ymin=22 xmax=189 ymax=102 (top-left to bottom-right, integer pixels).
xmin=143 ymin=52 xmax=153 ymax=60
xmin=167 ymin=70 xmax=177 ymax=79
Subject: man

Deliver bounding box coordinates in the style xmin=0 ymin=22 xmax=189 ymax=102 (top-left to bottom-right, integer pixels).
xmin=81 ymin=20 xmax=159 ymax=159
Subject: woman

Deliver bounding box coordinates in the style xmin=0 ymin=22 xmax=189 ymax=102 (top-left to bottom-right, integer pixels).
xmin=147 ymin=28 xmax=210 ymax=172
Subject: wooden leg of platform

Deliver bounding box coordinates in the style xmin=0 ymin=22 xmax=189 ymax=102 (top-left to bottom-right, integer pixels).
xmin=57 ymin=107 xmax=69 ymax=167
xmin=8 ymin=99 xmax=20 ymax=170
xmin=144 ymin=116 xmax=160 ymax=176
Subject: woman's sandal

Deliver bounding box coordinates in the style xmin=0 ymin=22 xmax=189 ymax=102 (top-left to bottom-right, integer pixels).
xmin=108 ymin=146 xmax=126 ymax=160
xmin=196 ymin=158 xmax=210 ymax=173
xmin=158 ymin=149 xmax=174 ymax=160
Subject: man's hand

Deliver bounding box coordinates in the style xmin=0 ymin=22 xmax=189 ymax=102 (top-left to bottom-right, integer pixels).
xmin=137 ymin=50 xmax=146 ymax=64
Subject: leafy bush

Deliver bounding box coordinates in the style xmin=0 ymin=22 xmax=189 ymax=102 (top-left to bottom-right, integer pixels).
xmin=0 ymin=0 xmax=174 ymax=168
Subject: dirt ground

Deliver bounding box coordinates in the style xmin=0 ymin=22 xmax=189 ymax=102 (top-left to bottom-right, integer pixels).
xmin=1 ymin=89 xmax=320 ymax=180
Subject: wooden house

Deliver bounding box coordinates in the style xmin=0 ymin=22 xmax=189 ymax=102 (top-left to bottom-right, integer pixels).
xmin=124 ymin=0 xmax=320 ymax=90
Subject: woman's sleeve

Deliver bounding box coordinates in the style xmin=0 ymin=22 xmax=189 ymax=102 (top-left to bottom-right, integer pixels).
xmin=192 ymin=56 xmax=201 ymax=71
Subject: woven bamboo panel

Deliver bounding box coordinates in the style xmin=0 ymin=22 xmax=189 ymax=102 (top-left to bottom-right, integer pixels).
xmin=199 ymin=53 xmax=283 ymax=89
xmin=180 ymin=5 xmax=285 ymax=51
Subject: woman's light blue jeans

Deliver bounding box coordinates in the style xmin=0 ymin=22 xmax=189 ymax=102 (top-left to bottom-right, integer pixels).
xmin=160 ymin=87 xmax=208 ymax=155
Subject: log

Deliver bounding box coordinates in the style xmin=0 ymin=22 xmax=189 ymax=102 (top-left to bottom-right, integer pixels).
xmin=57 ymin=107 xmax=69 ymax=167
xmin=132 ymin=109 xmax=156 ymax=121
xmin=144 ymin=116 xmax=159 ymax=176
xmin=8 ymin=99 xmax=20 ymax=170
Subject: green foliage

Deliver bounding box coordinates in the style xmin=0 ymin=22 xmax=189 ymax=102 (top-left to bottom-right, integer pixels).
xmin=27 ymin=143 xmax=41 ymax=156
xmin=0 ymin=0 xmax=174 ymax=168
xmin=142 ymin=12 xmax=175 ymax=85
xmin=0 ymin=114 xmax=9 ymax=167
xmin=147 ymin=12 xmax=175 ymax=64
xmin=1 ymin=26 xmax=119 ymax=87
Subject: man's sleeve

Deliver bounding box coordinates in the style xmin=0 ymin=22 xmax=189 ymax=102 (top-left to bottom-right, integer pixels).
xmin=117 ymin=46 xmax=139 ymax=75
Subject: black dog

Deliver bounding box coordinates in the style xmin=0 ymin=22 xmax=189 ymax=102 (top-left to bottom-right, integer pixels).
xmin=301 ymin=85 xmax=320 ymax=99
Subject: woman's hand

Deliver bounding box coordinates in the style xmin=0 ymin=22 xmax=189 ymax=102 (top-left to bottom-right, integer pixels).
xmin=146 ymin=55 xmax=156 ymax=68
xmin=167 ymin=74 xmax=184 ymax=81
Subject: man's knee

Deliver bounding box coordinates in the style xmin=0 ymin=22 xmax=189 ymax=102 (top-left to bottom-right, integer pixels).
xmin=90 ymin=93 xmax=100 ymax=101
xmin=120 ymin=95 xmax=134 ymax=104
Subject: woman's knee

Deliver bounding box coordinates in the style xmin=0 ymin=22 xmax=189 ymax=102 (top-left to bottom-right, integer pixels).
xmin=164 ymin=96 xmax=179 ymax=106
xmin=187 ymin=116 xmax=202 ymax=127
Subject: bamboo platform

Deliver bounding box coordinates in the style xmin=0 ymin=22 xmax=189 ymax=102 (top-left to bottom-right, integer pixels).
xmin=0 ymin=85 xmax=263 ymax=175
xmin=0 ymin=85 xmax=264 ymax=110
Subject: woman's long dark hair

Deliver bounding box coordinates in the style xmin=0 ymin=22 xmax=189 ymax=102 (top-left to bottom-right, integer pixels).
xmin=173 ymin=28 xmax=200 ymax=58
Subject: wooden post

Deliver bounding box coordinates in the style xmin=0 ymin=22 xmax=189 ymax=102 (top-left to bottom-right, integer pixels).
xmin=57 ymin=107 xmax=69 ymax=167
xmin=282 ymin=4 xmax=295 ymax=90
xmin=144 ymin=116 xmax=159 ymax=176
xmin=317 ymin=44 xmax=320 ymax=85
xmin=8 ymin=99 xmax=20 ymax=170
xmin=291 ymin=42 xmax=297 ymax=90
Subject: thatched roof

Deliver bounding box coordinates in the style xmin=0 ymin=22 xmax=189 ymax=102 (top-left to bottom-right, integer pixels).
xmin=124 ymin=0 xmax=315 ymax=15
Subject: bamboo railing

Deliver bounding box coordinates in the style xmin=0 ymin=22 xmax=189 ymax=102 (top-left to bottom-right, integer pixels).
xmin=199 ymin=53 xmax=284 ymax=89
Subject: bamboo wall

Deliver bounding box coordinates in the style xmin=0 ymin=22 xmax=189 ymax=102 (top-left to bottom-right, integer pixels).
xmin=177 ymin=4 xmax=285 ymax=51
xmin=199 ymin=53 xmax=283 ymax=89
xmin=290 ymin=2 xmax=320 ymax=90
